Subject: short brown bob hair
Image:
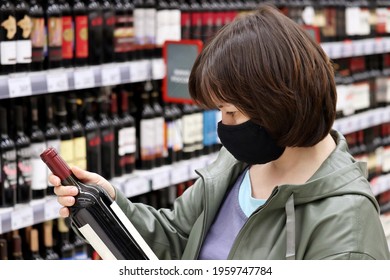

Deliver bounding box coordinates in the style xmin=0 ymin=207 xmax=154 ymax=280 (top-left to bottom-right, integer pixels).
xmin=189 ymin=4 xmax=337 ymax=147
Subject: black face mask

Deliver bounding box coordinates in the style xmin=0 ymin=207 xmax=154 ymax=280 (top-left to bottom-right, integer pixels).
xmin=217 ymin=120 xmax=285 ymax=164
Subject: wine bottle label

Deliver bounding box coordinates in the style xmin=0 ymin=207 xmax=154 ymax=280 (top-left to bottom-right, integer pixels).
xmin=62 ymin=16 xmax=74 ymax=59
xmin=144 ymin=8 xmax=156 ymax=46
xmin=114 ymin=15 xmax=134 ymax=53
xmin=17 ymin=147 xmax=32 ymax=184
xmin=169 ymin=9 xmax=181 ymax=41
xmin=140 ymin=119 xmax=155 ymax=160
xmin=75 ymin=15 xmax=88 ymax=58
xmin=0 ymin=41 xmax=16 ymax=65
xmin=156 ymin=9 xmax=169 ymax=46
xmin=118 ymin=127 xmax=136 ymax=156
xmin=48 ymin=17 xmax=63 ymax=60
xmin=16 ymin=39 xmax=32 ymax=64
xmin=193 ymin=112 xmax=204 ymax=151
xmin=31 ymin=142 xmax=47 ymax=191
xmin=31 ymin=17 xmax=45 ymax=62
xmin=110 ymin=201 xmax=158 ymax=260
xmin=181 ymin=11 xmax=191 ymax=40
xmin=60 ymin=139 xmax=74 ymax=166
xmin=182 ymin=114 xmax=196 ymax=153
xmin=73 ymin=137 xmax=87 ymax=170
xmin=1 ymin=150 xmax=17 ymax=189
xmin=382 ymin=146 xmax=390 ymax=173
xmin=154 ymin=117 xmax=164 ymax=157
xmin=376 ymin=8 xmax=387 ymax=34
xmin=1 ymin=15 xmax=16 ymax=39
xmin=134 ymin=8 xmax=145 ymax=46
xmin=173 ymin=118 xmax=183 ymax=152
xmin=352 ymin=82 xmax=370 ymax=112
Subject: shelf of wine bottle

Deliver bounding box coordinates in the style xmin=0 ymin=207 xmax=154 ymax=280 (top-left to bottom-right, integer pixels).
xmin=0 ymin=59 xmax=165 ymax=100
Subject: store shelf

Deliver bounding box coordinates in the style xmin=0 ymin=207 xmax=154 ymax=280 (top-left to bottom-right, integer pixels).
xmin=0 ymin=58 xmax=165 ymax=100
xmin=321 ymin=37 xmax=390 ymax=59
xmin=0 ymin=152 xmax=218 ymax=234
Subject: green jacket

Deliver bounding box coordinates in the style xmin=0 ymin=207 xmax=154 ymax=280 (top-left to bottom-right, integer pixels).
xmin=115 ymin=130 xmax=390 ymax=260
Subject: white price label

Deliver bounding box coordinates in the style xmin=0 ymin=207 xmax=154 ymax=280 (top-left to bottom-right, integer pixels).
xmin=44 ymin=198 xmax=61 ymax=220
xmin=74 ymin=68 xmax=95 ymax=89
xmin=101 ymin=65 xmax=121 ymax=86
xmin=8 ymin=76 xmax=32 ymax=98
xmin=171 ymin=162 xmax=190 ymax=185
xmin=129 ymin=60 xmax=151 ymax=83
xmin=152 ymin=58 xmax=166 ymax=80
xmin=11 ymin=205 xmax=34 ymax=230
xmin=47 ymin=72 xmax=69 ymax=93
xmin=151 ymin=168 xmax=171 ymax=190
xmin=123 ymin=176 xmax=150 ymax=197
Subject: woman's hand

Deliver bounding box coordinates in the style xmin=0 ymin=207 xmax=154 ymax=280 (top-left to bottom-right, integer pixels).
xmin=49 ymin=166 xmax=116 ymax=217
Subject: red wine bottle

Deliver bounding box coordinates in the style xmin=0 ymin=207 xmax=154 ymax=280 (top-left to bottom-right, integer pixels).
xmin=14 ymin=105 xmax=32 ymax=204
xmin=40 ymin=147 xmax=158 ymax=260
xmin=15 ymin=0 xmax=32 ymax=72
xmin=12 ymin=233 xmax=24 ymax=260
xmin=86 ymin=0 xmax=103 ymax=65
xmin=73 ymin=0 xmax=89 ymax=67
xmin=55 ymin=95 xmax=74 ymax=167
xmin=110 ymin=91 xmax=123 ymax=177
xmin=101 ymin=0 xmax=115 ymax=63
xmin=0 ymin=0 xmax=17 ymax=75
xmin=29 ymin=228 xmax=43 ymax=260
xmin=29 ymin=96 xmax=47 ymax=200
xmin=83 ymin=95 xmax=102 ymax=174
xmin=0 ymin=238 xmax=8 ymax=260
xmin=45 ymin=0 xmax=63 ymax=69
xmin=113 ymin=0 xmax=128 ymax=62
xmin=150 ymin=85 xmax=164 ymax=167
xmin=29 ymin=0 xmax=45 ymax=71
xmin=0 ymin=107 xmax=17 ymax=208
xmin=57 ymin=217 xmax=75 ymax=260
xmin=43 ymin=220 xmax=60 ymax=260
xmin=59 ymin=0 xmax=74 ymax=68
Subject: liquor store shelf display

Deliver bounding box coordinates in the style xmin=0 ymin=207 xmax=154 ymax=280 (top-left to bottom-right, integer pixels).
xmin=0 ymin=152 xmax=217 ymax=235
xmin=0 ymin=59 xmax=165 ymax=100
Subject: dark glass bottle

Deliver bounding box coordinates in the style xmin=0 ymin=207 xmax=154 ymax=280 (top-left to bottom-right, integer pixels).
xmin=100 ymin=0 xmax=115 ymax=63
xmin=179 ymin=0 xmax=191 ymax=40
xmin=192 ymin=104 xmax=204 ymax=157
xmin=123 ymin=0 xmax=136 ymax=61
xmin=12 ymin=234 xmax=24 ymax=259
xmin=14 ymin=105 xmax=32 ymax=204
xmin=67 ymin=95 xmax=87 ymax=170
xmin=43 ymin=220 xmax=60 ymax=260
xmin=119 ymin=88 xmax=136 ymax=174
xmin=55 ymin=95 xmax=74 ymax=167
xmin=0 ymin=0 xmax=17 ymax=74
xmin=189 ymin=0 xmax=202 ymax=41
xmin=0 ymin=238 xmax=8 ymax=259
xmin=45 ymin=0 xmax=63 ymax=69
xmin=110 ymin=91 xmax=123 ymax=177
xmin=181 ymin=103 xmax=195 ymax=160
xmin=86 ymin=0 xmax=103 ymax=65
xmin=136 ymin=84 xmax=156 ymax=170
xmin=56 ymin=217 xmax=75 ymax=260
xmin=73 ymin=0 xmax=89 ymax=67
xmin=83 ymin=95 xmax=102 ymax=174
xmin=144 ymin=0 xmax=157 ymax=58
xmin=44 ymin=94 xmax=61 ymax=196
xmin=0 ymin=107 xmax=17 ymax=208
xmin=150 ymin=85 xmax=164 ymax=167
xmin=133 ymin=0 xmax=145 ymax=59
xmin=15 ymin=0 xmax=32 ymax=72
xmin=29 ymin=96 xmax=47 ymax=200
xmin=97 ymin=92 xmax=115 ymax=179
xmin=163 ymin=103 xmax=175 ymax=165
xmin=113 ymin=0 xmax=128 ymax=62
xmin=170 ymin=103 xmax=183 ymax=161
xmin=29 ymin=228 xmax=43 ymax=260
xmin=29 ymin=0 xmax=45 ymax=71
xmin=40 ymin=147 xmax=158 ymax=260
xmin=59 ymin=0 xmax=74 ymax=67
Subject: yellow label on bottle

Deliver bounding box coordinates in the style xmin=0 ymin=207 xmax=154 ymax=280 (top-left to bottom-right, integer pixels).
xmin=60 ymin=139 xmax=74 ymax=165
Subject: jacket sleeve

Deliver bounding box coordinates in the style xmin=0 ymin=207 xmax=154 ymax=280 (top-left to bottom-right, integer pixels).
xmin=114 ymin=176 xmax=206 ymax=260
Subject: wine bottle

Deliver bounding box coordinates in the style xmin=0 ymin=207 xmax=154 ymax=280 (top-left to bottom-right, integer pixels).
xmin=29 ymin=96 xmax=47 ymax=200
xmin=192 ymin=104 xmax=204 ymax=157
xmin=189 ymin=0 xmax=202 ymax=41
xmin=179 ymin=0 xmax=191 ymax=40
xmin=29 ymin=228 xmax=43 ymax=260
xmin=14 ymin=105 xmax=32 ymax=204
xmin=86 ymin=0 xmax=103 ymax=65
xmin=0 ymin=238 xmax=8 ymax=260
xmin=181 ymin=103 xmax=196 ymax=160
xmin=150 ymin=85 xmax=164 ymax=167
xmin=43 ymin=220 xmax=60 ymax=260
xmin=46 ymin=0 xmax=63 ymax=69
xmin=83 ymin=95 xmax=102 ymax=174
xmin=133 ymin=0 xmax=145 ymax=59
xmin=113 ymin=0 xmax=128 ymax=62
xmin=55 ymin=95 xmax=74 ymax=167
xmin=67 ymin=95 xmax=87 ymax=170
xmin=73 ymin=0 xmax=89 ymax=67
xmin=59 ymin=0 xmax=74 ymax=68
xmin=167 ymin=0 xmax=181 ymax=42
xmin=15 ymin=0 xmax=32 ymax=72
xmin=101 ymin=0 xmax=115 ymax=63
xmin=12 ymin=233 xmax=24 ymax=260
xmin=118 ymin=87 xmax=136 ymax=174
xmin=29 ymin=0 xmax=45 ymax=71
xmin=97 ymin=91 xmax=115 ymax=179
xmin=0 ymin=107 xmax=17 ymax=208
xmin=40 ymin=147 xmax=158 ymax=260
xmin=110 ymin=91 xmax=123 ymax=177
xmin=163 ymin=103 xmax=175 ymax=165
xmin=57 ymin=217 xmax=75 ymax=260
xmin=0 ymin=0 xmax=17 ymax=75
xmin=44 ymin=94 xmax=61 ymax=196
xmin=170 ymin=103 xmax=183 ymax=161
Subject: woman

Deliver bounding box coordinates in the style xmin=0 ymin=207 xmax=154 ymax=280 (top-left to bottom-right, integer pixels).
xmin=51 ymin=4 xmax=390 ymax=259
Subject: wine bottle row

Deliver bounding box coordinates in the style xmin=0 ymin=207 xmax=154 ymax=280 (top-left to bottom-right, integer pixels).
xmin=0 ymin=82 xmax=221 ymax=209
xmin=0 ymin=180 xmax=192 ymax=259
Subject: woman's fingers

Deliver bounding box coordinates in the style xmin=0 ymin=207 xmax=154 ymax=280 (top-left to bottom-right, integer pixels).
xmin=59 ymin=207 xmax=70 ymax=218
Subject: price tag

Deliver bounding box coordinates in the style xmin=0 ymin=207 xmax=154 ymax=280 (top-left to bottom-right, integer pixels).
xmin=152 ymin=58 xmax=166 ymax=80
xmin=44 ymin=197 xmax=61 ymax=220
xmin=8 ymin=75 xmax=32 ymax=98
xmin=123 ymin=176 xmax=150 ymax=198
xmin=171 ymin=162 xmax=190 ymax=185
xmin=151 ymin=167 xmax=171 ymax=190
xmin=320 ymin=43 xmax=331 ymax=57
xmin=11 ymin=205 xmax=34 ymax=230
xmin=342 ymin=41 xmax=354 ymax=58
xmin=47 ymin=71 xmax=69 ymax=93
xmin=330 ymin=42 xmax=343 ymax=59
xmin=129 ymin=60 xmax=150 ymax=83
xmin=353 ymin=40 xmax=364 ymax=56
xmin=74 ymin=68 xmax=95 ymax=89
xmin=101 ymin=65 xmax=121 ymax=86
